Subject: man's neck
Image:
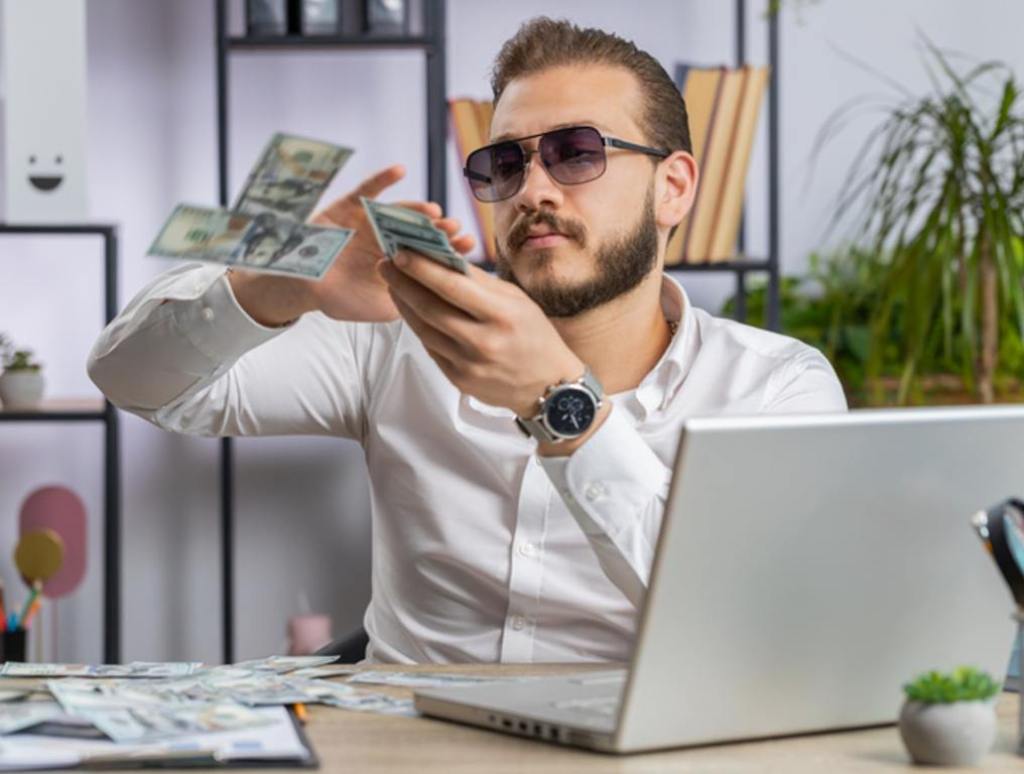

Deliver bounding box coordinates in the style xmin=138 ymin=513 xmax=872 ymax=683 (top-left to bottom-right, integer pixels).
xmin=551 ymin=270 xmax=672 ymax=395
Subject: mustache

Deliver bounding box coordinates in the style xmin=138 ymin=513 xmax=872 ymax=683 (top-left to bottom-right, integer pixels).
xmin=506 ymin=210 xmax=587 ymax=251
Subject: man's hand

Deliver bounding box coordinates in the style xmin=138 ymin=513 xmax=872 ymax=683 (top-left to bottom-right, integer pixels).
xmin=229 ymin=165 xmax=475 ymax=326
xmin=377 ymin=250 xmax=588 ymax=421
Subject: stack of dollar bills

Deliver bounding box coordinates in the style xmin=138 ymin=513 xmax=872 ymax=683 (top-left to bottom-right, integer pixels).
xmin=149 ymin=132 xmax=469 ymax=280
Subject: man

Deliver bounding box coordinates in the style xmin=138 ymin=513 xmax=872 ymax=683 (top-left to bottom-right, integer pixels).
xmin=89 ymin=18 xmax=846 ymax=664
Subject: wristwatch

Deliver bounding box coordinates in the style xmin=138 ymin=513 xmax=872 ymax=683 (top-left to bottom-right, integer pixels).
xmin=515 ymin=367 xmax=604 ymax=443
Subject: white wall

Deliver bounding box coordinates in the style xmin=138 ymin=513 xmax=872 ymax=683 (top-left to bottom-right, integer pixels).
xmin=0 ymin=0 xmax=1021 ymax=663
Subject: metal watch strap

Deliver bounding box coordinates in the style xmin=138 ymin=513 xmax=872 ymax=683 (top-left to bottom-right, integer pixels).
xmin=515 ymin=367 xmax=604 ymax=443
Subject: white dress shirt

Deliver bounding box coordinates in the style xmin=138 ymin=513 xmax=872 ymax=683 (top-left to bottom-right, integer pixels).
xmin=88 ymin=264 xmax=847 ymax=664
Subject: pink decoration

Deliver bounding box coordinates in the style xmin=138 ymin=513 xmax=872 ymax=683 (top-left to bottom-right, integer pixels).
xmin=18 ymin=486 xmax=86 ymax=598
xmin=287 ymin=614 xmax=332 ymax=656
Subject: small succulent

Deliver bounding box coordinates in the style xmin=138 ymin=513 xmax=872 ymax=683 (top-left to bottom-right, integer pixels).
xmin=4 ymin=349 xmax=41 ymax=372
xmin=903 ymin=667 xmax=1001 ymax=704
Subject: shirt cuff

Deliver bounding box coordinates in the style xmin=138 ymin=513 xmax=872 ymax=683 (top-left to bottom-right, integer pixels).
xmin=172 ymin=270 xmax=288 ymax=363
xmin=539 ymin=406 xmax=672 ymax=538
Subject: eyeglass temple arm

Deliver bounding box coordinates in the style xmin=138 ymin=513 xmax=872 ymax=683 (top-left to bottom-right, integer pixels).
xmin=463 ymin=167 xmax=493 ymax=183
xmin=604 ymin=137 xmax=670 ymax=159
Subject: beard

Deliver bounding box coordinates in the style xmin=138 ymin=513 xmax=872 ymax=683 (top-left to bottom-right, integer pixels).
xmin=493 ymin=187 xmax=658 ymax=318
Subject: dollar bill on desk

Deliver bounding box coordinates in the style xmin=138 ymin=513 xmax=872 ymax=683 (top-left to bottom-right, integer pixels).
xmin=230 ymin=655 xmax=339 ymax=674
xmin=361 ymin=197 xmax=469 ymax=275
xmin=0 ymin=662 xmax=203 ymax=679
xmin=47 ymin=680 xmax=271 ymax=744
xmin=148 ymin=204 xmax=353 ymax=280
xmin=234 ymin=133 xmax=353 ymax=223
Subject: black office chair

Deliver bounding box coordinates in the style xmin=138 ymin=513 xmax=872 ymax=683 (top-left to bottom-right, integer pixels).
xmin=315 ymin=627 xmax=369 ymax=663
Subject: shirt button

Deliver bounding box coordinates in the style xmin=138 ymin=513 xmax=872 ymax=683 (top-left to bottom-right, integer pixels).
xmin=561 ymin=488 xmax=575 ymax=504
xmin=201 ymin=306 xmax=215 ymax=322
xmin=510 ymin=616 xmax=526 ymax=631
xmin=518 ymin=541 xmax=538 ymax=558
xmin=584 ymin=482 xmax=607 ymax=502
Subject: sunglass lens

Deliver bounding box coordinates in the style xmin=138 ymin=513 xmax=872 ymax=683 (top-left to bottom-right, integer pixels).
xmin=540 ymin=127 xmax=606 ymax=185
xmin=465 ymin=142 xmax=524 ymax=202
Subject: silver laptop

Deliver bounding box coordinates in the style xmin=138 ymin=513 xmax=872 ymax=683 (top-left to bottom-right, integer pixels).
xmin=414 ymin=406 xmax=1021 ymax=753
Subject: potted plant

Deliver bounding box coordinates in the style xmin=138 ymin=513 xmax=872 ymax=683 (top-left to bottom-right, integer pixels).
xmin=898 ymin=666 xmax=1001 ymax=766
xmin=0 ymin=334 xmax=45 ymax=409
xmin=820 ymin=42 xmax=1024 ymax=405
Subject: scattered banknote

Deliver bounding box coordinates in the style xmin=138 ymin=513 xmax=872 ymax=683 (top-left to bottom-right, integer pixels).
xmin=231 ymin=655 xmax=339 ymax=674
xmin=348 ymin=671 xmax=507 ymax=689
xmin=0 ymin=655 xmax=430 ymax=747
xmin=0 ymin=701 xmax=68 ymax=735
xmin=318 ymin=688 xmax=416 ymax=717
xmin=0 ymin=662 xmax=202 ymax=679
xmin=234 ymin=133 xmax=353 ymax=223
xmin=361 ymin=197 xmax=469 ymax=274
xmin=148 ymin=204 xmax=353 ymax=280
xmin=47 ymin=680 xmax=272 ymax=744
xmin=290 ymin=665 xmax=360 ymax=679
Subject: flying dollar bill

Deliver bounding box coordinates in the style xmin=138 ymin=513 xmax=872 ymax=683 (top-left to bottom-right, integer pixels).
xmin=361 ymin=197 xmax=469 ymax=275
xmin=234 ymin=133 xmax=353 ymax=223
xmin=148 ymin=204 xmax=353 ymax=280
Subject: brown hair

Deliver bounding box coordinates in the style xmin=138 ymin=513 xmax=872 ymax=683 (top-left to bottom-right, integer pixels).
xmin=490 ymin=17 xmax=691 ymax=156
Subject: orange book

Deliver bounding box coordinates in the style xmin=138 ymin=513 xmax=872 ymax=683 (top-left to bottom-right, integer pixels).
xmin=449 ymin=98 xmax=497 ymax=261
xmin=681 ymin=68 xmax=745 ymax=263
xmin=706 ymin=66 xmax=768 ymax=262
xmin=665 ymin=66 xmax=725 ymax=266
xmin=471 ymin=101 xmax=497 ymax=259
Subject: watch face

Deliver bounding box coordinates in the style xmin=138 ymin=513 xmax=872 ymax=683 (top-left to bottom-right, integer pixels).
xmin=545 ymin=387 xmax=596 ymax=437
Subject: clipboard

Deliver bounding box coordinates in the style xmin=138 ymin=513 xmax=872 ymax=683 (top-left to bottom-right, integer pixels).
xmin=0 ymin=707 xmax=319 ymax=770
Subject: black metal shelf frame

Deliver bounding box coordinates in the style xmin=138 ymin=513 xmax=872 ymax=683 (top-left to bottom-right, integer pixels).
xmin=0 ymin=223 xmax=121 ymax=663
xmin=213 ymin=0 xmax=447 ymax=664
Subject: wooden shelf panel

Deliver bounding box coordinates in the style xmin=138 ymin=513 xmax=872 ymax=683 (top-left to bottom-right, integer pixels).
xmin=0 ymin=397 xmax=107 ymax=421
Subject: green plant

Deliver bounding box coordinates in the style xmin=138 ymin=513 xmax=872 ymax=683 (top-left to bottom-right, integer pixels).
xmin=903 ymin=667 xmax=1001 ymax=704
xmin=823 ymin=42 xmax=1024 ymax=404
xmin=4 ymin=349 xmax=42 ymax=372
xmin=0 ymin=335 xmax=41 ymax=372
xmin=722 ymin=248 xmax=1024 ymax=405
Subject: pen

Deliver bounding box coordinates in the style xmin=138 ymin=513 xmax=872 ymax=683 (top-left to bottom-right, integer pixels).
xmin=16 ymin=580 xmax=41 ymax=631
xmin=21 ymin=597 xmax=42 ymax=630
xmin=293 ymin=702 xmax=309 ymax=724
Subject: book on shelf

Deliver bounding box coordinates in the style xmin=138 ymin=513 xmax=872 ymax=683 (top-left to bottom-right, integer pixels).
xmin=449 ymin=97 xmax=497 ymax=261
xmin=668 ymin=64 xmax=768 ymax=266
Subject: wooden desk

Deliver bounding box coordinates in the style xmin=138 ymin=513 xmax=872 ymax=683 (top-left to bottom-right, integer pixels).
xmin=286 ymin=663 xmax=1023 ymax=773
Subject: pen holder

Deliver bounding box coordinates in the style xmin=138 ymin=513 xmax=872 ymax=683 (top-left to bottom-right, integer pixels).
xmin=0 ymin=628 xmax=27 ymax=663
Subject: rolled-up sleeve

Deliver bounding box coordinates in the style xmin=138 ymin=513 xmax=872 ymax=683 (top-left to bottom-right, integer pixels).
xmin=88 ymin=263 xmax=375 ymax=441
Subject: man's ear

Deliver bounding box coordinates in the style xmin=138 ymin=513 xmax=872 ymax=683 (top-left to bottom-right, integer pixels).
xmin=656 ymin=150 xmax=698 ymax=230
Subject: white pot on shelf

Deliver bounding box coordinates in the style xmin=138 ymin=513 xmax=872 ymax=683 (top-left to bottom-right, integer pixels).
xmin=898 ymin=698 xmax=997 ymax=766
xmin=0 ymin=369 xmax=45 ymax=409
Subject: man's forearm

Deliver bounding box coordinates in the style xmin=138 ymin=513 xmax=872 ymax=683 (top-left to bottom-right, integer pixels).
xmin=88 ymin=267 xmax=284 ymax=416
xmin=227 ymin=269 xmax=317 ymax=328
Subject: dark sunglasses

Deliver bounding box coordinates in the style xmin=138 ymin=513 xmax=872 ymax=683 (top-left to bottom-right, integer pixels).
xmin=463 ymin=125 xmax=669 ymax=203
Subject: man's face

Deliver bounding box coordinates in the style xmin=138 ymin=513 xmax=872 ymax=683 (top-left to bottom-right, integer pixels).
xmin=489 ymin=64 xmax=662 ymax=318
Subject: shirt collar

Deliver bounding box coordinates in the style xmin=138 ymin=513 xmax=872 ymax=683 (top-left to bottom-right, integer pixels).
xmin=632 ymin=273 xmax=697 ymax=417
xmin=466 ymin=272 xmax=698 ymax=419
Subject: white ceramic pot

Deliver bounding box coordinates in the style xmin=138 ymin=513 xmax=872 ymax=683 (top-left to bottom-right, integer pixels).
xmin=898 ymin=698 xmax=997 ymax=766
xmin=0 ymin=369 xmax=45 ymax=409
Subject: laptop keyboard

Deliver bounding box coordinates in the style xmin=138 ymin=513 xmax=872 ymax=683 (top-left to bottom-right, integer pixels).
xmin=551 ymin=695 xmax=620 ymax=717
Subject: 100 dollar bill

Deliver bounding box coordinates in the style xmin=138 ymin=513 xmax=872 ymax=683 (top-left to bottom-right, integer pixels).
xmin=361 ymin=197 xmax=469 ymax=275
xmin=148 ymin=204 xmax=353 ymax=280
xmin=234 ymin=133 xmax=353 ymax=223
